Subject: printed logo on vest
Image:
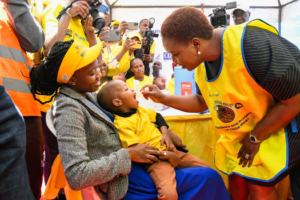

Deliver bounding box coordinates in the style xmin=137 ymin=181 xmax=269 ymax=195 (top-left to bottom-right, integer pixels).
xmin=66 ymin=29 xmax=72 ymax=37
xmin=235 ymin=103 xmax=243 ymax=109
xmin=216 ymin=105 xmax=235 ymax=123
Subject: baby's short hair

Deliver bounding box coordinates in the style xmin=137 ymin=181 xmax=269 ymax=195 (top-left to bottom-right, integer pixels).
xmin=153 ymin=76 xmax=164 ymax=84
xmin=97 ymin=80 xmax=123 ymax=112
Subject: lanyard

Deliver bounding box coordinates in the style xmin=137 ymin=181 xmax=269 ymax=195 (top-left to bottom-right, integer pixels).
xmin=88 ymin=100 xmax=114 ymax=122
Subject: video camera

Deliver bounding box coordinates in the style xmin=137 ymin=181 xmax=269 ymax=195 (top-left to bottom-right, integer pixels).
xmin=57 ymin=0 xmax=106 ymax=31
xmin=142 ymin=18 xmax=159 ymax=40
xmin=142 ymin=17 xmax=159 ymax=76
xmin=209 ymin=1 xmax=236 ymax=28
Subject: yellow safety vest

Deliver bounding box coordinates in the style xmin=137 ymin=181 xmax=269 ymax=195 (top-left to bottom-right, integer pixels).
xmin=126 ymin=75 xmax=154 ymax=90
xmin=195 ymin=19 xmax=288 ymax=182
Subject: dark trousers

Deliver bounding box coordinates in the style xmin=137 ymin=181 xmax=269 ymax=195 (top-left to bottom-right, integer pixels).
xmin=24 ymin=116 xmax=44 ymax=200
xmin=41 ymin=112 xmax=59 ymax=184
xmin=0 ymin=86 xmax=34 ymax=200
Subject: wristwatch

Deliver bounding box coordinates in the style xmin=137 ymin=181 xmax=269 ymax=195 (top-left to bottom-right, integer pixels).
xmin=249 ymin=132 xmax=262 ymax=144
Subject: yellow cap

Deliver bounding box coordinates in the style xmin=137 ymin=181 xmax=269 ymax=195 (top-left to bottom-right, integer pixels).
xmin=126 ymin=32 xmax=142 ymax=40
xmin=111 ymin=21 xmax=120 ymax=27
xmin=57 ymin=40 xmax=103 ymax=84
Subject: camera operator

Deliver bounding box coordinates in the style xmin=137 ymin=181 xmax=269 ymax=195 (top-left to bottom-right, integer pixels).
xmin=43 ymin=0 xmax=110 ymax=55
xmin=232 ymin=3 xmax=251 ymax=25
xmin=124 ymin=19 xmax=156 ymax=79
xmin=139 ymin=19 xmax=156 ymax=64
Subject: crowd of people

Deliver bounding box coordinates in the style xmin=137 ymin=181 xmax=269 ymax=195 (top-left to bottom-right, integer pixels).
xmin=1 ymin=0 xmax=300 ymax=200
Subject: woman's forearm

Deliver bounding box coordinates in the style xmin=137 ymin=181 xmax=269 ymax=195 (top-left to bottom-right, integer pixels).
xmin=252 ymin=93 xmax=300 ymax=141
xmin=86 ymin=30 xmax=97 ymax=47
xmin=86 ymin=29 xmax=102 ymax=62
xmin=44 ymin=14 xmax=71 ymax=54
xmin=115 ymin=49 xmax=128 ymax=62
xmin=161 ymin=94 xmax=208 ymax=113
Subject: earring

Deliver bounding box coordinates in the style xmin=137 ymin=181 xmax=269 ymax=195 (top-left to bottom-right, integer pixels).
xmin=198 ymin=51 xmax=201 ymax=55
xmin=72 ymin=82 xmax=76 ymax=86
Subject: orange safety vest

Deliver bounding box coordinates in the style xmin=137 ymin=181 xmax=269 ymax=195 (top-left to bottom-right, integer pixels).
xmin=0 ymin=3 xmax=40 ymax=117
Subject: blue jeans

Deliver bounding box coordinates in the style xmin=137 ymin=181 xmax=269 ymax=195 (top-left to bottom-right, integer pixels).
xmin=123 ymin=162 xmax=231 ymax=200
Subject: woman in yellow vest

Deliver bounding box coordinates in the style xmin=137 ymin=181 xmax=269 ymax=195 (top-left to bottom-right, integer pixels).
xmin=126 ymin=58 xmax=154 ymax=90
xmin=142 ymin=7 xmax=300 ymax=200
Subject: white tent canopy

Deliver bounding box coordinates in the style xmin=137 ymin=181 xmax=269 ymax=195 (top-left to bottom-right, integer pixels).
xmin=107 ymin=0 xmax=296 ymax=7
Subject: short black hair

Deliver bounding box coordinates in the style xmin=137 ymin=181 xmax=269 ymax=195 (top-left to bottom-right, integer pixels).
xmin=139 ymin=19 xmax=148 ymax=25
xmin=130 ymin=58 xmax=143 ymax=68
xmin=161 ymin=7 xmax=214 ymax=43
xmin=153 ymin=76 xmax=164 ymax=84
xmin=30 ymin=40 xmax=74 ymax=104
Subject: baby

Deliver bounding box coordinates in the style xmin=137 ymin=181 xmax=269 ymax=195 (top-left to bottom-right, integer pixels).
xmin=97 ymin=80 xmax=209 ymax=200
xmin=153 ymin=76 xmax=166 ymax=90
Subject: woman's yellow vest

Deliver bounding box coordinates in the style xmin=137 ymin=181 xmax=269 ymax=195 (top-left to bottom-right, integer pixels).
xmin=195 ymin=19 xmax=288 ymax=182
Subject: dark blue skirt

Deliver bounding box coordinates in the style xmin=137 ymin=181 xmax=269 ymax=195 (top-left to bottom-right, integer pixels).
xmin=123 ymin=162 xmax=231 ymax=200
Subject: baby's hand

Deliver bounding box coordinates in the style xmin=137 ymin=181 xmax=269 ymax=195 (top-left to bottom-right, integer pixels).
xmin=159 ymin=151 xmax=180 ymax=168
xmin=161 ymin=129 xmax=174 ymax=151
xmin=167 ymin=129 xmax=186 ymax=148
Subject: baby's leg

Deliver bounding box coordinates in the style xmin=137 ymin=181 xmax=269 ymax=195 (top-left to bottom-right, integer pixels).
xmin=176 ymin=149 xmax=210 ymax=168
xmin=147 ymin=161 xmax=178 ymax=200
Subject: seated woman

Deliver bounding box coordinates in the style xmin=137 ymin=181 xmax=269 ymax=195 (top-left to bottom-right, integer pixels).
xmin=30 ymin=40 xmax=165 ymax=199
xmin=30 ymin=40 xmax=230 ymax=200
xmin=126 ymin=58 xmax=154 ymax=90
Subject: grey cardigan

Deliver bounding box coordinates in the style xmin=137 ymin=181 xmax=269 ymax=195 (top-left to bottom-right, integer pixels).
xmin=52 ymin=86 xmax=131 ymax=200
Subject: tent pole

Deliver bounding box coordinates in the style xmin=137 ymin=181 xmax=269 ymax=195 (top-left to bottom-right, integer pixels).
xmin=281 ymin=0 xmax=298 ymax=7
xmin=277 ymin=0 xmax=282 ymax=35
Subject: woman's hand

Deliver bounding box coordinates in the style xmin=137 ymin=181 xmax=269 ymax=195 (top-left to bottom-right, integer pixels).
xmin=160 ymin=128 xmax=174 ymax=151
xmin=119 ymin=21 xmax=129 ymax=32
xmin=68 ymin=1 xmax=90 ymax=19
xmin=126 ymin=143 xmax=165 ymax=164
xmin=84 ymin=15 xmax=95 ymax=33
xmin=141 ymin=38 xmax=147 ymax=47
xmin=143 ymin=54 xmax=152 ymax=62
xmin=159 ymin=151 xmax=180 ymax=168
xmin=123 ymin=39 xmax=137 ymax=52
xmin=141 ymin=84 xmax=166 ymax=103
xmin=238 ymin=134 xmax=260 ymax=168
xmin=98 ymin=28 xmax=109 ymax=41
